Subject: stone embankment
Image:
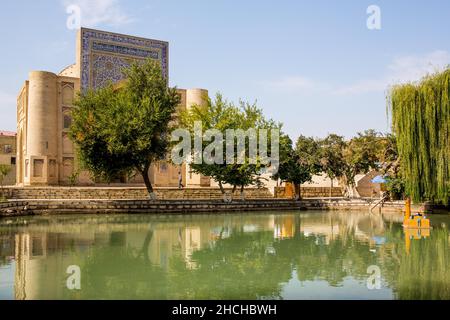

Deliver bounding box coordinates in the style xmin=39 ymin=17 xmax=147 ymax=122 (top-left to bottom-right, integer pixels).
xmin=0 ymin=196 xmax=408 ymax=217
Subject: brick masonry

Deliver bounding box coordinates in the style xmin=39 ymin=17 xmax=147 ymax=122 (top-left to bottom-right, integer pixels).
xmin=3 ymin=186 xmax=347 ymax=201
xmin=274 ymin=186 xmax=343 ymax=198
xmin=0 ymin=198 xmax=410 ymax=218
xmin=4 ymin=187 xmax=274 ymax=200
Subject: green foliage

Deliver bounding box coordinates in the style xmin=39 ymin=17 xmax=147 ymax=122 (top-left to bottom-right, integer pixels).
xmin=388 ymin=69 xmax=450 ymax=204
xmin=318 ymin=134 xmax=346 ymax=181
xmin=385 ymin=177 xmax=405 ymax=200
xmin=275 ymin=131 xmax=388 ymax=198
xmin=342 ymin=129 xmax=384 ymax=189
xmin=179 ymin=93 xmax=279 ymax=197
xmin=0 ymin=164 xmax=12 ymax=190
xmin=274 ymin=135 xmax=312 ymax=191
xmin=295 ymin=135 xmax=323 ymax=175
xmin=68 ymin=170 xmax=80 ymax=187
xmin=378 ymin=134 xmax=406 ymax=200
xmin=70 ymin=59 xmax=181 ymax=195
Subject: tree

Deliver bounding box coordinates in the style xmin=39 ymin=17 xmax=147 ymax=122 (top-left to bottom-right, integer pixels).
xmin=295 ymin=135 xmax=322 ymax=175
xmin=378 ymin=134 xmax=405 ymax=200
xmin=341 ymin=129 xmax=384 ymax=197
xmin=70 ymin=59 xmax=181 ymax=198
xmin=273 ymin=135 xmax=314 ymax=200
xmin=318 ymin=134 xmax=346 ymax=198
xmin=178 ymin=94 xmax=278 ymax=200
xmin=388 ymin=69 xmax=450 ymax=204
xmin=0 ymin=164 xmax=11 ymax=197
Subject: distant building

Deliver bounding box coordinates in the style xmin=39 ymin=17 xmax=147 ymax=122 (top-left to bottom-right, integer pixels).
xmin=0 ymin=131 xmax=16 ymax=185
xmin=16 ymin=28 xmax=210 ymax=187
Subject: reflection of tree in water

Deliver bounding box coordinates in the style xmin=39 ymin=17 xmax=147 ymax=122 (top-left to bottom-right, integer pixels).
xmin=4 ymin=213 xmax=449 ymax=300
xmin=392 ymin=228 xmax=450 ymax=299
xmin=166 ymin=230 xmax=292 ymax=300
xmin=0 ymin=233 xmax=14 ymax=267
xmin=80 ymin=229 xmax=168 ymax=300
xmin=272 ymin=226 xmax=385 ymax=288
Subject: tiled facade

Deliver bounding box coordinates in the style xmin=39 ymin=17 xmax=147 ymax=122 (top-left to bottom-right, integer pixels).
xmin=79 ymin=28 xmax=169 ymax=90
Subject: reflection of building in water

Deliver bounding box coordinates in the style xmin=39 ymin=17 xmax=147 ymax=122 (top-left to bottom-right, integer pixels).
xmin=13 ymin=232 xmax=100 ymax=300
xmin=3 ymin=212 xmax=405 ymax=299
xmin=184 ymin=227 xmax=201 ymax=269
xmin=299 ymin=212 xmax=402 ymax=246
xmin=274 ymin=216 xmax=295 ymax=240
xmin=8 ymin=215 xmax=277 ymax=299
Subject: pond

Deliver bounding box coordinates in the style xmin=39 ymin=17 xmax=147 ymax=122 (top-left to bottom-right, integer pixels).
xmin=0 ymin=211 xmax=449 ymax=300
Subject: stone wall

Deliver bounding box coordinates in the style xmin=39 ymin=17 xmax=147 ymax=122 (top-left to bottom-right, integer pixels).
xmin=274 ymin=186 xmax=343 ymax=198
xmin=6 ymin=187 xmax=274 ymax=200
xmin=0 ymin=199 xmax=302 ymax=216
xmin=0 ymin=198 xmax=411 ymax=218
xmin=0 ymin=201 xmax=28 ymax=217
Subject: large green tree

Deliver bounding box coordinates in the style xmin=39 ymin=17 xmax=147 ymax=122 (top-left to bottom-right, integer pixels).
xmin=389 ymin=69 xmax=450 ymax=204
xmin=341 ymin=129 xmax=384 ymax=197
xmin=178 ymin=94 xmax=278 ymax=199
xmin=70 ymin=59 xmax=181 ymax=197
xmin=273 ymin=135 xmax=313 ymax=199
xmin=317 ymin=134 xmax=346 ymax=197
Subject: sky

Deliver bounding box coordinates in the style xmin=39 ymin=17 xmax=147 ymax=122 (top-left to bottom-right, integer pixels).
xmin=0 ymin=0 xmax=449 ymax=140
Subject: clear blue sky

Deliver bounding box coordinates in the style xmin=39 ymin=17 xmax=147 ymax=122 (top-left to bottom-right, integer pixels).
xmin=1 ymin=0 xmax=449 ymax=139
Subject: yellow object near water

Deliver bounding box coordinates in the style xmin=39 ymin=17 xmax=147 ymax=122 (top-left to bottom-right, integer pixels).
xmin=403 ymin=198 xmax=431 ymax=229
xmin=404 ymin=215 xmax=431 ymax=229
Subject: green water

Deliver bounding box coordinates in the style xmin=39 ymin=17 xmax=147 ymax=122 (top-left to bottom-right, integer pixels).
xmin=0 ymin=211 xmax=449 ymax=300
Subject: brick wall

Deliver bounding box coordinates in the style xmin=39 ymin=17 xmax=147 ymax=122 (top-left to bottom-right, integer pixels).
xmin=6 ymin=187 xmax=274 ymax=200
xmin=274 ymin=186 xmax=343 ymax=198
xmin=0 ymin=198 xmax=409 ymax=217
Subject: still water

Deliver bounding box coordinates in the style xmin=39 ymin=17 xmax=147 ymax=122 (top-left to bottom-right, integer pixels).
xmin=0 ymin=211 xmax=449 ymax=300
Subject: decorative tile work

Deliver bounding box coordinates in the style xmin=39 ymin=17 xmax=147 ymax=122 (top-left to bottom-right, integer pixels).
xmin=80 ymin=28 xmax=169 ymax=90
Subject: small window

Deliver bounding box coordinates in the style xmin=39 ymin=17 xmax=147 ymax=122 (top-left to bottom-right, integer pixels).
xmin=48 ymin=159 xmax=56 ymax=178
xmin=33 ymin=159 xmax=44 ymax=178
xmin=62 ymin=85 xmax=74 ymax=105
xmin=3 ymin=144 xmax=12 ymax=154
xmin=63 ymin=115 xmax=72 ymax=129
xmin=11 ymin=157 xmax=16 ymax=165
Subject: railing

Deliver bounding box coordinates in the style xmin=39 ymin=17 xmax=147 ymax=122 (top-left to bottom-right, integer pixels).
xmin=370 ymin=194 xmax=389 ymax=212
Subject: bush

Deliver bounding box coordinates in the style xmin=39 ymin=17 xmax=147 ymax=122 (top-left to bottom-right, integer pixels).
xmin=386 ymin=177 xmax=405 ymax=200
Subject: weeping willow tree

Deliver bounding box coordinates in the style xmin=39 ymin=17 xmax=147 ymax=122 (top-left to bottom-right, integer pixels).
xmin=388 ymin=69 xmax=450 ymax=204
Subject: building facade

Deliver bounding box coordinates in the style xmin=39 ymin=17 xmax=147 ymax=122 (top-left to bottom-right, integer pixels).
xmin=16 ymin=28 xmax=210 ymax=187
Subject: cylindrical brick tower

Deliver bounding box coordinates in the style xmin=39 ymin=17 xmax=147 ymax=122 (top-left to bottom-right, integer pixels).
xmin=26 ymin=71 xmax=59 ymax=184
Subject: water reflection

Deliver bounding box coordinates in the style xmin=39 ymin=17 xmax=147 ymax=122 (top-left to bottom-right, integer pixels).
xmin=0 ymin=211 xmax=449 ymax=300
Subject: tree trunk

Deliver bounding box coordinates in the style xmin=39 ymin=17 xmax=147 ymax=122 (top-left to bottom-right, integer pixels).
xmin=140 ymin=164 xmax=155 ymax=199
xmin=219 ymin=181 xmax=231 ymax=203
xmin=329 ymin=179 xmax=333 ymax=198
xmin=218 ymin=181 xmax=225 ymax=194
xmin=294 ymin=183 xmax=301 ymax=201
xmin=240 ymin=185 xmax=245 ymax=201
